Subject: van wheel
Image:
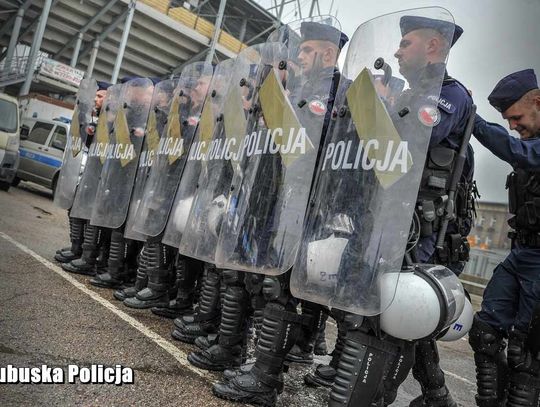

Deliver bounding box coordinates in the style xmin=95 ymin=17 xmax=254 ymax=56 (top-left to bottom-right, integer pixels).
xmin=11 ymin=176 xmax=20 ymax=187
xmin=0 ymin=181 xmax=10 ymax=191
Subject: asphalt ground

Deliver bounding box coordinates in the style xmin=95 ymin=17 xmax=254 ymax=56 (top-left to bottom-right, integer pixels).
xmin=0 ymin=182 xmax=481 ymax=406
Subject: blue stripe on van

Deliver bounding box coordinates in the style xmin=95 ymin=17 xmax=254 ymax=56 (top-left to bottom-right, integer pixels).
xmin=19 ymin=148 xmax=62 ymax=168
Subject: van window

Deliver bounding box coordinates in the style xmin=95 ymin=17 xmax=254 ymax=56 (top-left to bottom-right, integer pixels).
xmin=50 ymin=126 xmax=67 ymax=150
xmin=0 ymin=99 xmax=18 ymax=133
xmin=28 ymin=122 xmax=54 ymax=145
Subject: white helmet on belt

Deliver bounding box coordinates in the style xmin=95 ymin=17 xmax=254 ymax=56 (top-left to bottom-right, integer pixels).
xmin=438 ymin=294 xmax=473 ymax=341
xmin=380 ymin=264 xmax=466 ymax=341
xmin=173 ymin=196 xmax=194 ymax=233
xmin=207 ymin=194 xmax=227 ymax=238
xmin=306 ymin=234 xmax=349 ymax=287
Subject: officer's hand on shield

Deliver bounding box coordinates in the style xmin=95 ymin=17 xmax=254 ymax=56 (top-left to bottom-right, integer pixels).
xmin=324 ymin=213 xmax=355 ymax=238
xmin=131 ymin=127 xmax=145 ymax=137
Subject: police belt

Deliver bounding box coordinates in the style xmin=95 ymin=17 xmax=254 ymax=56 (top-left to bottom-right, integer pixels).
xmin=508 ymin=230 xmax=540 ymax=247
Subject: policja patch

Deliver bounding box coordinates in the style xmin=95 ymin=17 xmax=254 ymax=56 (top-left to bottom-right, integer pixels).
xmin=417 ymin=104 xmax=441 ymax=127
xmin=308 ymin=98 xmax=327 ymax=115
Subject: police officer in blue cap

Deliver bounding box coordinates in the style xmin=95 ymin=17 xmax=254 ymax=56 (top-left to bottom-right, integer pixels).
xmin=392 ymin=16 xmax=477 ymax=407
xmin=469 ymin=69 xmax=540 ymax=407
xmin=55 ymin=80 xmax=112 ymax=265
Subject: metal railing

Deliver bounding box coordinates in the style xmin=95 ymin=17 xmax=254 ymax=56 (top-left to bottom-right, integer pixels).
xmin=0 ymin=55 xmax=30 ymax=85
xmin=0 ymin=54 xmax=46 ymax=87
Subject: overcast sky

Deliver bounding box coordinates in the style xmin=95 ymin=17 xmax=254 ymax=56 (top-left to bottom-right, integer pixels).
xmin=258 ymin=0 xmax=540 ymax=203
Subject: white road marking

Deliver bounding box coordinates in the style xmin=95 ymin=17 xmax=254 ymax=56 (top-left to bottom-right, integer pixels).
xmin=0 ymin=232 xmax=214 ymax=382
xmin=443 ymin=370 xmax=476 ymax=387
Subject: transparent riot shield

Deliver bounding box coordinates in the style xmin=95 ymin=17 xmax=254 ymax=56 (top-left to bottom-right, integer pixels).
xmin=54 ymin=78 xmax=98 ymax=209
xmin=124 ymin=79 xmax=179 ymax=241
xmin=214 ymin=16 xmax=343 ymax=275
xmin=178 ymin=44 xmax=287 ymax=263
xmin=290 ymin=8 xmax=455 ymax=316
xmin=133 ymin=63 xmax=214 ymax=238
xmin=90 ymin=78 xmax=154 ymax=229
xmin=161 ymin=59 xmax=235 ymax=248
xmin=70 ymin=84 xmax=123 ymax=220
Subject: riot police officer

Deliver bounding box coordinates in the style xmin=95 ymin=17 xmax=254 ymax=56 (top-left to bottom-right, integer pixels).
xmin=469 ymin=69 xmax=540 ymax=407
xmin=55 ymin=80 xmax=110 ymax=264
xmin=393 ymin=16 xmax=476 ymax=407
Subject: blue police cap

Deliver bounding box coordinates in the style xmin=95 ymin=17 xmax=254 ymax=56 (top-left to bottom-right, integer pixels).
xmin=97 ymin=81 xmax=111 ymax=91
xmin=488 ymin=69 xmax=538 ymax=113
xmin=300 ymin=21 xmax=349 ymax=50
xmin=399 ymin=16 xmax=463 ymax=47
xmin=120 ymin=76 xmax=135 ymax=84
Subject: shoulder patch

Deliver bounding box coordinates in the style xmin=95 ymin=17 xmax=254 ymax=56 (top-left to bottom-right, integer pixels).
xmin=427 ymin=95 xmax=456 ymax=114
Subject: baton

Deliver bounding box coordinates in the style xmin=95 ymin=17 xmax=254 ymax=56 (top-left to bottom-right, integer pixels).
xmin=435 ymin=104 xmax=477 ymax=250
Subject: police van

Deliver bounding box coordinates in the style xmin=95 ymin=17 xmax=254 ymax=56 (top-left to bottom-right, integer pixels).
xmin=13 ymin=117 xmax=70 ymax=196
xmin=0 ymin=92 xmax=20 ymax=192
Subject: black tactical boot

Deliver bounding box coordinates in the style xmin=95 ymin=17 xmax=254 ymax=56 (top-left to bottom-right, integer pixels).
xmin=56 ymin=246 xmax=70 ymax=254
xmin=212 ymin=303 xmax=302 ymax=406
xmin=305 ymin=318 xmax=346 ymax=388
xmin=171 ymin=264 xmax=221 ymax=344
xmin=62 ymin=225 xmax=102 ymax=276
xmin=124 ymin=243 xmax=176 ymax=309
xmin=95 ymin=230 xmax=111 ymax=274
xmin=409 ymin=340 xmax=457 ymax=407
xmin=114 ymin=246 xmax=148 ymax=301
xmin=469 ymin=316 xmax=509 ymax=407
xmin=55 ymin=217 xmax=85 ymax=262
xmin=188 ymin=270 xmax=249 ymax=371
xmin=285 ymin=302 xmax=327 ymax=365
xmin=506 ymin=328 xmax=540 ymax=407
xmin=194 ymin=334 xmax=219 ymax=350
xmin=314 ymin=310 xmax=329 ymax=355
xmin=221 ymin=363 xmax=285 ymax=395
xmin=152 ymin=255 xmax=203 ymax=319
xmin=90 ymin=229 xmax=134 ymax=288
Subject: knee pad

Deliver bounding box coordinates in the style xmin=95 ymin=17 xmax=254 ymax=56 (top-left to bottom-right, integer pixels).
xmin=245 ymin=272 xmax=264 ymax=295
xmin=262 ymin=277 xmax=282 ymax=301
xmin=222 ymin=269 xmax=243 ymax=286
xmin=507 ymin=328 xmax=540 ymax=374
xmin=469 ymin=315 xmax=506 ymax=356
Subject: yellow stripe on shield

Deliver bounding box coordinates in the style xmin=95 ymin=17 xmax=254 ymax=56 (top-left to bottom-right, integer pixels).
xmin=70 ymin=107 xmax=81 ymax=158
xmin=96 ymin=108 xmax=109 ymax=164
xmin=198 ymin=96 xmax=215 ymax=156
xmin=223 ymin=82 xmax=247 ymax=169
xmin=259 ymin=69 xmax=307 ymax=167
xmin=114 ymin=106 xmax=136 ymax=167
xmin=346 ymin=68 xmax=412 ymax=189
xmin=166 ymin=95 xmax=183 ymax=164
xmin=145 ymin=109 xmax=161 ymax=157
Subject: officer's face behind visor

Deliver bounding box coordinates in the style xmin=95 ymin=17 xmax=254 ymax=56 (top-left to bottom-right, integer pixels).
xmin=297 ymin=40 xmax=339 ymax=75
xmin=94 ymin=90 xmax=107 ymax=112
xmin=190 ymin=75 xmax=212 ymax=107
xmin=502 ymin=91 xmax=540 ymax=140
xmin=394 ymin=29 xmax=449 ymax=80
